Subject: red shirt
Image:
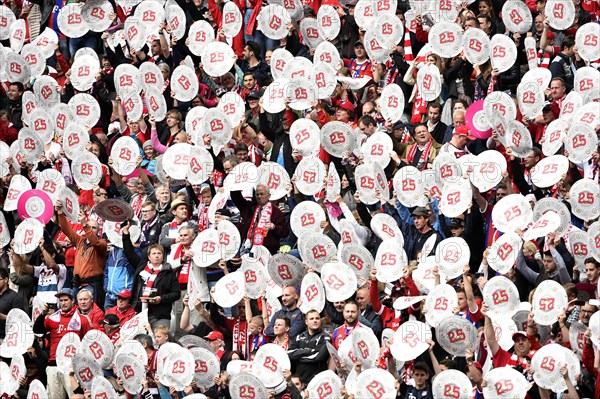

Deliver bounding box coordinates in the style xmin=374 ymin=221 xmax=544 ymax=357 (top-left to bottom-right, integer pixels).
xmin=79 ymin=303 xmax=105 ymax=330
xmin=44 ymin=307 xmax=91 ymax=361
xmin=106 ymin=305 xmax=136 ymax=325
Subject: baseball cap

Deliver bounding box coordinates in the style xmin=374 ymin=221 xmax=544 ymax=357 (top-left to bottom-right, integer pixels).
xmin=412 ymin=206 xmax=429 ymax=217
xmin=116 ymin=289 xmax=132 ymax=299
xmin=247 ymin=90 xmax=263 ymax=100
xmin=99 ymin=314 xmax=120 ymax=326
xmin=512 ymin=331 xmax=528 ymax=341
xmin=354 ymin=40 xmax=364 ymax=48
xmin=205 ymin=331 xmax=224 ymax=341
xmin=454 ymin=125 xmax=476 ymax=140
xmin=55 ymin=288 xmax=74 ymax=299
xmin=215 ymin=208 xmax=232 ymax=218
xmin=338 ymin=101 xmax=355 ymax=113
xmin=448 ymin=218 xmax=465 ymax=228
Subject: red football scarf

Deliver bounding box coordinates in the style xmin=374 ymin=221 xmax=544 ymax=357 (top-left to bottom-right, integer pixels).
xmin=247 ymin=202 xmax=273 ymax=245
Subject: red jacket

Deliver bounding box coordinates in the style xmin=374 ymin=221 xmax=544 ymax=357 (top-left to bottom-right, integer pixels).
xmin=582 ymin=342 xmax=600 ymax=399
xmin=106 ymin=305 xmax=136 ymax=325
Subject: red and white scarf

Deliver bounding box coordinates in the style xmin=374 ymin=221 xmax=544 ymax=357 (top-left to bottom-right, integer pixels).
xmin=404 ymin=31 xmax=414 ymax=64
xmin=171 ymin=243 xmax=191 ymax=286
xmin=247 ymin=202 xmax=272 ymax=246
xmin=232 ymin=319 xmax=248 ymax=354
xmin=140 ymin=263 xmax=162 ymax=289
xmin=49 ymin=308 xmax=83 ymax=331
xmin=406 ymin=140 xmax=434 ymax=171
xmin=411 ymin=86 xmax=427 ymax=124
xmin=198 ymin=206 xmax=209 ymax=232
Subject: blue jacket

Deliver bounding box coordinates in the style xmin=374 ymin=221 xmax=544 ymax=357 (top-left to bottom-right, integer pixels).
xmin=103 ymin=246 xmax=137 ymax=301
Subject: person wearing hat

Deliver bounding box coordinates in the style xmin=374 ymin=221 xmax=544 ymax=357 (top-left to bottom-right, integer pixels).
xmin=33 ymin=288 xmax=91 ymax=399
xmin=204 ymin=330 xmax=226 ymax=360
xmin=105 ymin=289 xmax=136 ymax=325
xmin=342 ymin=41 xmax=374 ymax=79
xmin=483 ymin=305 xmax=541 ymax=370
xmin=439 ymin=125 xmax=476 ymax=158
xmin=335 ymin=100 xmax=356 ymax=126
xmin=140 ymin=140 xmax=157 ymax=175
xmin=158 ymin=198 xmax=189 ymax=253
xmin=99 ymin=314 xmax=121 ymax=343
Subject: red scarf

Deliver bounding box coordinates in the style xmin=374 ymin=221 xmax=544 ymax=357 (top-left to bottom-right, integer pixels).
xmin=406 ymin=140 xmax=434 ymax=171
xmin=198 ymin=206 xmax=209 ymax=232
xmin=232 ymin=319 xmax=248 ymax=354
xmin=141 ymin=263 xmax=162 ymax=290
xmin=411 ymin=86 xmax=427 ymax=124
xmin=132 ymin=194 xmax=145 ymax=219
xmin=404 ymin=31 xmax=414 ymax=63
xmin=172 ymin=244 xmax=191 ymax=286
xmin=247 ymin=202 xmax=273 ymax=246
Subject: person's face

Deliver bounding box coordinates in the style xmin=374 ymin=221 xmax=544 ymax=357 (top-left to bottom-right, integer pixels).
xmin=585 ymin=263 xmax=599 ymax=283
xmin=173 ymin=132 xmax=188 ymax=144
xmin=149 ymin=248 xmax=164 ymax=265
xmin=457 ymin=292 xmax=467 ymax=311
xmin=356 ymin=289 xmax=368 ymax=310
xmin=248 ymin=98 xmax=259 ymax=109
xmin=248 ymin=321 xmax=260 ymax=336
xmin=243 ymin=46 xmax=252 ymax=60
xmin=524 ymin=152 xmax=540 ymax=168
xmin=450 ymin=226 xmax=464 ymax=237
xmin=281 ymin=287 xmax=298 ymax=308
xmin=243 ymin=75 xmax=256 ymax=89
xmin=0 ymin=275 xmax=8 ymax=292
xmin=126 ymin=180 xmax=138 ymax=194
xmin=117 ymin=296 xmax=130 ymax=310
xmin=535 ymin=15 xmax=544 ymax=32
xmin=362 ymin=104 xmax=374 ymax=115
xmin=179 ymin=229 xmax=195 ymax=246
xmin=94 ymin=189 xmax=108 ymax=204
xmin=426 ymin=56 xmax=436 ymax=66
xmin=90 ymin=144 xmax=101 ymax=158
xmin=354 ymin=45 xmax=366 ymax=58
xmin=336 ymin=108 xmax=350 ymax=122
xmin=273 ymin=319 xmax=289 ymax=336
xmin=129 ymin=120 xmax=140 ymax=133
xmin=412 ymin=215 xmax=427 ymax=230
xmin=542 ymin=109 xmax=556 ymax=125
xmin=236 ymin=150 xmax=249 ymax=163
xmin=542 ymin=254 xmax=556 ymax=274
xmin=7 ymin=85 xmax=21 ymax=101
xmin=513 ymin=336 xmax=531 ymax=356
xmin=173 ymin=204 xmax=188 ymax=221
xmin=412 ymin=370 xmax=429 ymax=388
xmin=333 ymin=301 xmax=345 ymax=312
xmin=464 ymin=18 xmax=478 ymax=29
xmin=155 ymin=331 xmax=168 ymax=346
xmin=166 ymin=113 xmax=179 ymax=128
xmin=291 ymin=377 xmax=303 ymax=392
xmin=428 ymin=107 xmax=441 ymax=123
xmin=341 ymin=174 xmax=349 ymax=189
xmin=496 ymin=188 xmax=508 ymax=201
xmin=255 ymin=186 xmax=271 ymax=206
xmin=201 ymin=191 xmax=213 ymax=206
xmin=88 ymin=221 xmax=100 ymax=237
xmin=144 ymin=146 xmax=155 ymax=158
xmin=223 ymin=161 xmax=234 ymax=174
xmin=102 ymin=59 xmax=112 ymax=70
xmin=157 ymin=188 xmax=170 ymax=204
xmin=222 ymin=74 xmax=234 ymax=89
xmin=230 ymin=352 xmax=241 ymax=361
xmin=453 ymin=113 xmax=465 ymax=128
xmin=305 ymin=312 xmax=322 ymax=331
xmin=77 ymin=293 xmax=93 ymax=312
xmin=478 ymin=1 xmax=491 ymax=14
xmin=414 ymin=126 xmax=431 ymax=145
xmin=550 ymin=80 xmax=566 ymax=100
xmin=343 ymin=303 xmax=358 ymax=324
xmin=57 ymin=295 xmax=74 ymax=312
xmin=265 ymin=50 xmax=273 ymax=65
xmin=478 ymin=17 xmax=490 ymax=32
xmin=209 ymin=339 xmax=222 ymax=351
xmin=151 ymin=41 xmax=161 ymax=56
xmin=580 ymin=306 xmax=595 ymax=325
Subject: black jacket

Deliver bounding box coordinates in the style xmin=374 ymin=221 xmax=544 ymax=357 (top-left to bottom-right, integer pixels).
xmin=287 ymin=329 xmax=331 ymax=384
xmin=123 ymin=233 xmax=181 ymax=320
xmin=258 ymin=112 xmax=297 ymax=177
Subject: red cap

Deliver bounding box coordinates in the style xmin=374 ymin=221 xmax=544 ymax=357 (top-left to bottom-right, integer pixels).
xmin=338 ymin=101 xmax=355 ymax=113
xmin=205 ymin=331 xmax=224 ymax=341
xmin=465 ymin=361 xmax=483 ymax=372
xmin=546 ymin=30 xmax=555 ymax=40
xmin=512 ymin=331 xmax=528 ymax=341
xmin=322 ymin=0 xmax=344 ymax=8
xmin=454 ymin=125 xmax=476 ymax=140
xmin=116 ymin=289 xmax=132 ymax=299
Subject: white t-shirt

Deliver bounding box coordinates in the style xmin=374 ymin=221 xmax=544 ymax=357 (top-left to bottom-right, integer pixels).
xmin=33 ymin=263 xmax=67 ymax=303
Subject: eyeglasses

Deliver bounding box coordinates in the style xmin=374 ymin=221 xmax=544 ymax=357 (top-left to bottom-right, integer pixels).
xmin=95 ymin=192 xmax=107 ymax=197
xmin=141 ymin=209 xmax=155 ymax=213
xmin=580 ymin=309 xmax=595 ymax=314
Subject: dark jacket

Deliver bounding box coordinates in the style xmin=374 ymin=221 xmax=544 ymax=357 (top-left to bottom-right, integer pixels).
xmin=230 ymin=190 xmax=290 ymax=255
xmin=0 ymin=97 xmax=23 ymax=130
xmin=122 ymin=233 xmax=181 ymax=320
xmin=140 ymin=216 xmax=164 ymax=251
xmin=549 ymin=52 xmax=576 ymax=91
xmin=0 ymin=288 xmax=26 ymax=338
xmin=287 ymin=329 xmax=331 ymax=384
xmin=258 ymin=111 xmax=297 ymax=177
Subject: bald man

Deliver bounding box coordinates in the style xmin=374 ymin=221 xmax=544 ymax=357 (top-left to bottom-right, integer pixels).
xmin=265 ymin=286 xmax=306 ymax=339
